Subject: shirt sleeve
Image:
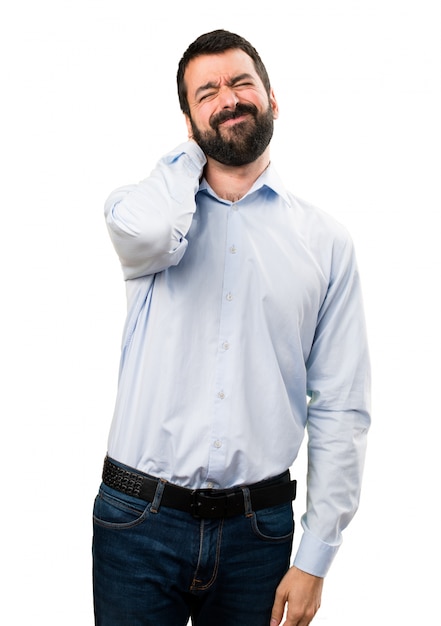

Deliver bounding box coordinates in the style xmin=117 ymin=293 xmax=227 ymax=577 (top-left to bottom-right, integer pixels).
xmin=104 ymin=141 xmax=207 ymax=279
xmin=293 ymin=233 xmax=371 ymax=578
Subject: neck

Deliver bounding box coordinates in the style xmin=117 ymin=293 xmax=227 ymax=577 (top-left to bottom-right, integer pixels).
xmin=204 ymin=148 xmax=271 ymax=202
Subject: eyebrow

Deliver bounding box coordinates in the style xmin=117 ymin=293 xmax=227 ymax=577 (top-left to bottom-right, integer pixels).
xmin=194 ymin=73 xmax=255 ymax=99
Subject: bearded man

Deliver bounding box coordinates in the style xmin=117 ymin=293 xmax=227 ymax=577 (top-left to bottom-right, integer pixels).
xmin=93 ymin=29 xmax=371 ymax=626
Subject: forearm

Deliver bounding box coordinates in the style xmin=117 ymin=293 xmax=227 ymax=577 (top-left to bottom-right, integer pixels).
xmin=294 ymin=234 xmax=371 ymax=577
xmin=293 ymin=405 xmax=369 ymax=577
xmin=104 ymin=141 xmax=206 ymax=279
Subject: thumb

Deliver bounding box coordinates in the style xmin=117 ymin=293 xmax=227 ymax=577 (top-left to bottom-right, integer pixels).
xmin=270 ymin=592 xmax=285 ymax=626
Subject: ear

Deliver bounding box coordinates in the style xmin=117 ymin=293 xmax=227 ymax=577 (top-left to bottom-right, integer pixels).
xmin=269 ymin=88 xmax=279 ymax=120
xmin=184 ymin=114 xmax=194 ymax=139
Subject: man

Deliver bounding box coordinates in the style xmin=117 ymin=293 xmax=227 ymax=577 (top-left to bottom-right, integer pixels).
xmin=93 ymin=29 xmax=371 ymax=626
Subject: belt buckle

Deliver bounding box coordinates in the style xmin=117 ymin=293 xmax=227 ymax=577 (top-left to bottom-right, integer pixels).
xmin=190 ymin=489 xmax=210 ymax=519
xmin=190 ymin=489 xmax=237 ymax=519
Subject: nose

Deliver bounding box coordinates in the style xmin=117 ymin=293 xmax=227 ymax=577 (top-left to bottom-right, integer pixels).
xmin=218 ymin=86 xmax=239 ymax=109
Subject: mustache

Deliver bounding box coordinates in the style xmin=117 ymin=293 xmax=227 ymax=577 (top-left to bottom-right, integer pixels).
xmin=209 ymin=103 xmax=258 ymax=130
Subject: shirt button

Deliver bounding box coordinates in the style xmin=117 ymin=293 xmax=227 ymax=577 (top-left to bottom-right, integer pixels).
xmin=232 ymin=204 xmax=238 ymax=211
xmin=226 ymin=292 xmax=233 ymax=301
xmin=222 ymin=341 xmax=230 ymax=350
xmin=214 ymin=440 xmax=222 ymax=449
xmin=229 ymin=245 xmax=237 ymax=254
xmin=217 ymin=391 xmax=225 ymax=399
xmin=206 ymin=482 xmax=214 ymax=489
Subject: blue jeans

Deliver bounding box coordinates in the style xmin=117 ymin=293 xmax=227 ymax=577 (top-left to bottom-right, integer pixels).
xmin=92 ymin=468 xmax=294 ymax=625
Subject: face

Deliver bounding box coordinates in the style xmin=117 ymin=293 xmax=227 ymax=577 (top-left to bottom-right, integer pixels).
xmin=184 ymin=49 xmax=279 ymax=166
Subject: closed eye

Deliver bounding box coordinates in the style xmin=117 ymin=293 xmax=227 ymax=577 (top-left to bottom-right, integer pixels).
xmin=230 ymin=73 xmax=256 ymax=89
xmin=198 ymin=91 xmax=216 ymax=102
xmin=198 ymin=83 xmax=253 ymax=102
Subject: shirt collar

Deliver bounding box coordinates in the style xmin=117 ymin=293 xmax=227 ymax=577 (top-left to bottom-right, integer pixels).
xmin=198 ymin=162 xmax=291 ymax=207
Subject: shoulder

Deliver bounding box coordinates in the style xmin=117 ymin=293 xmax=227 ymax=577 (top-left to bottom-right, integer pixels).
xmin=263 ymin=165 xmax=352 ymax=248
xmin=281 ymin=192 xmax=359 ymax=283
xmin=288 ymin=193 xmax=349 ymax=236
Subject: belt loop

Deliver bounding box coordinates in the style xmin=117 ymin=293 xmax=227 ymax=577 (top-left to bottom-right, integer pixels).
xmin=241 ymin=486 xmax=253 ymax=518
xmin=150 ymin=478 xmax=167 ymax=514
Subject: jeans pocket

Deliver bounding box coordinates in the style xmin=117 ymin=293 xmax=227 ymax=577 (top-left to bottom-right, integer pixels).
xmin=93 ymin=484 xmax=150 ymax=529
xmin=250 ymin=502 xmax=294 ymax=543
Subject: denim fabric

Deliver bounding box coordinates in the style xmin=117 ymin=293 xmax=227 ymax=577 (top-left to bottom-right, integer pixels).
xmin=92 ymin=480 xmax=294 ymax=625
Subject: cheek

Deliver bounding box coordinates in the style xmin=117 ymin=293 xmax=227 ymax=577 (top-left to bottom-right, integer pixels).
xmin=195 ymin=105 xmax=216 ymax=129
xmin=191 ymin=117 xmax=216 ymax=137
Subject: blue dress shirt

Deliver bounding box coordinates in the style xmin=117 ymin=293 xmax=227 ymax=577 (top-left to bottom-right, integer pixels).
xmin=104 ymin=141 xmax=371 ymax=577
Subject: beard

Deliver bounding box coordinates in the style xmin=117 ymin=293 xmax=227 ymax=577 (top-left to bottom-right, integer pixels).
xmin=189 ymin=102 xmax=274 ymax=166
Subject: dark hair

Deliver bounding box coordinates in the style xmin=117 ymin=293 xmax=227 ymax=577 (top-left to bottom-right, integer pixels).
xmin=177 ymin=29 xmax=271 ymax=115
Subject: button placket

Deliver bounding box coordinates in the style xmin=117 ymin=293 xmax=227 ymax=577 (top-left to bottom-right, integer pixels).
xmin=207 ymin=203 xmax=241 ymax=482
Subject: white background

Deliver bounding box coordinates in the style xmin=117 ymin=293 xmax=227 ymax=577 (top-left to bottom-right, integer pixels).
xmin=1 ymin=1 xmax=440 ymax=623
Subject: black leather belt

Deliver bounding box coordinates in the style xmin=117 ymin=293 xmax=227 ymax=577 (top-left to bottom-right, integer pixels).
xmin=102 ymin=457 xmax=296 ymax=519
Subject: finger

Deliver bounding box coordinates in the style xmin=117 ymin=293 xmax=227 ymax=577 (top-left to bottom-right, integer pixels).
xmin=270 ymin=594 xmax=285 ymax=626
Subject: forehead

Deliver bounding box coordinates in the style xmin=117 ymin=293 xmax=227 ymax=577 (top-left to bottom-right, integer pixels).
xmin=184 ymin=49 xmax=260 ymax=96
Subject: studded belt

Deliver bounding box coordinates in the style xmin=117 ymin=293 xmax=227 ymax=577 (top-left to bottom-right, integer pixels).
xmin=102 ymin=456 xmax=296 ymax=519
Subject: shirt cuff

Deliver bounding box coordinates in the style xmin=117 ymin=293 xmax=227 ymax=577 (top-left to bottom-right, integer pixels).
xmin=164 ymin=141 xmax=207 ymax=173
xmin=293 ymin=520 xmax=341 ymax=578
